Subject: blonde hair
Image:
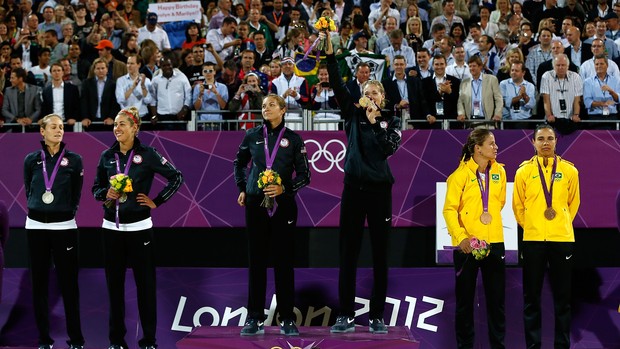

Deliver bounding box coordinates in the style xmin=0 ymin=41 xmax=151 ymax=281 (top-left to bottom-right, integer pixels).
xmin=361 ymin=80 xmax=387 ymax=108
xmin=40 ymin=114 xmax=63 ymax=129
xmin=406 ymin=17 xmax=423 ymax=36
xmin=499 ymin=47 xmax=524 ymax=73
xmin=117 ymin=107 xmax=141 ymax=128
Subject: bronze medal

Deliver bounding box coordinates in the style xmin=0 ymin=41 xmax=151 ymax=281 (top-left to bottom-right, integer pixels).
xmin=544 ymin=207 xmax=556 ymax=220
xmin=480 ymin=212 xmax=492 ymax=225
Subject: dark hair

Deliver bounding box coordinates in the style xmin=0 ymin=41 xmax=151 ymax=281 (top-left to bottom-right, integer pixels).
xmin=431 ymin=23 xmax=446 ymax=33
xmin=12 ymin=67 xmax=26 ymax=80
xmin=222 ymin=17 xmax=237 ymax=26
xmin=468 ymin=55 xmax=483 ymax=66
xmin=45 ymin=29 xmax=58 ymax=38
xmin=461 ymin=129 xmax=493 ymax=161
xmin=450 ymin=22 xmax=467 ymax=42
xmin=533 ymin=124 xmax=555 ymax=140
xmin=432 ymin=54 xmax=446 ymax=63
xmin=120 ymin=32 xmax=137 ymax=53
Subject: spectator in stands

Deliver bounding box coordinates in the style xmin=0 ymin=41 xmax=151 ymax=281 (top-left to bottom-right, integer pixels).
xmin=434 ymin=35 xmax=455 ymax=66
xmin=405 ymin=17 xmax=425 ymax=53
xmin=345 ymin=61 xmax=371 ymax=103
xmin=30 ymin=47 xmax=51 ymax=87
xmin=443 ymin=128 xmax=506 ymax=349
xmin=238 ymin=50 xmax=269 ymax=93
xmin=9 ymin=54 xmax=37 ymax=86
xmin=541 ymin=54 xmax=582 ymax=135
xmin=583 ymin=54 xmax=620 ymax=130
xmin=44 ymin=29 xmax=67 ymax=65
xmin=413 ymin=47 xmax=433 ymax=78
xmin=456 ymin=56 xmax=503 ymax=128
xmin=236 ymin=21 xmax=256 ymax=54
xmin=183 ymin=44 xmax=206 ymax=86
xmin=368 ymin=0 xmax=400 ymax=34
xmin=526 ymin=28 xmax=553 ymax=88
xmin=423 ymin=23 xmax=446 ymax=56
xmin=605 ymin=13 xmax=620 ymax=41
xmin=119 ymin=0 xmax=141 ymax=27
xmin=431 ymin=0 xmax=464 ymax=34
xmin=67 ymin=43 xmax=90 ymax=82
xmin=493 ymin=31 xmax=514 ymax=66
xmin=589 ymin=0 xmax=611 ymax=22
xmin=382 ymin=29 xmax=416 ymax=72
xmin=81 ymin=58 xmax=119 ymax=131
xmin=112 ymin=32 xmax=139 ymax=64
xmin=580 ymin=38 xmax=620 ymax=80
xmin=59 ymin=58 xmax=81 ymax=90
xmin=477 ymin=35 xmax=500 ymax=75
xmin=269 ymin=56 xmax=309 ymax=129
xmin=0 ymin=41 xmax=12 ymax=68
xmin=423 ymin=54 xmax=460 ymax=127
xmin=383 ymin=54 xmax=422 ymax=120
xmin=85 ymin=0 xmax=103 ymax=24
xmin=248 ymin=9 xmax=275 ymax=52
xmin=181 ymin=22 xmax=205 ymax=52
xmin=584 ymin=19 xmax=619 ymax=59
xmin=137 ymin=12 xmax=170 ymax=52
xmin=149 ymin=57 xmax=192 ymax=130
xmin=497 ymin=47 xmax=534 ymax=84
xmin=100 ymin=12 xmax=127 ymax=50
xmin=273 ymin=27 xmax=304 ymax=59
xmin=2 ymin=67 xmax=41 ymax=130
xmin=528 ymin=0 xmax=564 ymax=34
xmin=348 ymin=30 xmax=373 ymax=55
xmin=72 ymin=4 xmax=92 ymax=42
xmin=206 ymin=17 xmax=240 ymax=62
xmin=89 ymin=39 xmax=127 ymax=80
xmin=500 ymin=60 xmax=535 ymax=129
xmin=208 ymin=0 xmax=236 ymax=30
xmin=310 ymin=64 xmax=340 ymax=130
xmin=39 ymin=6 xmax=62 ymax=40
xmin=17 ymin=0 xmax=35 ymax=30
xmin=23 ymin=114 xmax=85 ymax=349
xmin=446 ymin=45 xmax=472 ymax=81
xmin=565 ymin=26 xmax=592 ymax=68
xmin=139 ymin=41 xmax=159 ymax=80
xmin=115 ymin=54 xmax=152 ymax=122
xmin=229 ymin=72 xmax=265 ymax=130
xmin=253 ymin=31 xmax=273 ymax=70
xmin=217 ymin=59 xmax=242 ymax=104
xmin=13 ymin=28 xmax=39 ymax=72
xmin=375 ymin=16 xmax=401 ymax=54
xmin=518 ymin=22 xmax=537 ymax=60
xmin=464 ymin=23 xmax=482 ymax=57
xmin=513 ymin=124 xmax=580 ymax=349
xmin=331 ymin=20 xmax=353 ymax=55
xmin=449 ymin=22 xmax=466 ymax=47
xmin=41 ymin=63 xmax=79 ymax=128
xmin=193 ymin=62 xmax=229 ymax=126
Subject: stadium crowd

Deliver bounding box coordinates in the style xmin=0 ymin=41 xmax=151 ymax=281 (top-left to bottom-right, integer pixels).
xmin=0 ymin=0 xmax=618 ymax=133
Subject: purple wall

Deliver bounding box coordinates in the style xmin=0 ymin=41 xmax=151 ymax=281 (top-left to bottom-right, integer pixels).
xmin=0 ymin=268 xmax=619 ymax=348
xmin=1 ymin=130 xmax=619 ymax=228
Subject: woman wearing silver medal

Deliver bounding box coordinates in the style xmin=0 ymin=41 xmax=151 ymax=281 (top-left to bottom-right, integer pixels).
xmin=513 ymin=124 xmax=580 ymax=349
xmin=92 ymin=107 xmax=183 ymax=349
xmin=443 ymin=129 xmax=507 ymax=349
xmin=23 ymin=114 xmax=85 ymax=349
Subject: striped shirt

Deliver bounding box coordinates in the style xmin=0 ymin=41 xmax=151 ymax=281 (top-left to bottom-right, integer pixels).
xmin=525 ymin=45 xmax=553 ymax=87
xmin=540 ymin=70 xmax=583 ymax=119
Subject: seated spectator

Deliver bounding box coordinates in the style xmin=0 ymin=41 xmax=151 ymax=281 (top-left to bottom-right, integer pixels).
xmin=331 ymin=20 xmax=353 ymax=55
xmin=41 ymin=62 xmax=80 ymax=129
xmin=38 ymin=6 xmax=62 ymax=40
xmin=310 ymin=64 xmax=340 ymax=130
xmin=81 ymin=58 xmax=119 ymax=131
xmin=2 ymin=68 xmax=41 ymax=131
xmin=193 ymin=62 xmax=229 ymax=128
xmin=229 ymin=72 xmax=265 ymax=130
xmin=449 ymin=22 xmax=466 ymax=47
xmin=348 ymin=30 xmax=373 ymax=55
xmin=583 ymin=54 xmax=620 ymax=130
xmin=580 ymin=38 xmax=620 ymax=80
xmin=499 ymin=60 xmax=536 ymax=129
xmin=115 ymin=54 xmax=153 ymax=121
xmin=181 ymin=22 xmax=205 ymax=52
xmin=0 ymin=41 xmax=12 ymax=68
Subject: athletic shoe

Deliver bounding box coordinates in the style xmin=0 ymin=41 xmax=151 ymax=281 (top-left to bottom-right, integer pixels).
xmin=240 ymin=318 xmax=265 ymax=336
xmin=369 ymin=318 xmax=388 ymax=334
xmin=330 ymin=316 xmax=355 ymax=333
xmin=280 ymin=319 xmax=299 ymax=336
xmin=69 ymin=346 xmax=84 ymax=349
xmin=38 ymin=345 xmax=52 ymax=349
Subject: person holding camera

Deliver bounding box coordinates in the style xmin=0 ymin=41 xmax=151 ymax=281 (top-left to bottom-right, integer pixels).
xmin=193 ymin=61 xmax=228 ymax=129
xmin=229 ymin=72 xmax=265 ymax=130
xmin=310 ymin=64 xmax=340 ymax=130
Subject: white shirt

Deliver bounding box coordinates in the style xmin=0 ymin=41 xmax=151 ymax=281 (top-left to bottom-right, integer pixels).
xmin=579 ymin=58 xmax=620 ymax=81
xmin=150 ymin=69 xmax=192 ymax=115
xmin=52 ymin=82 xmax=64 ymax=118
xmin=137 ymin=25 xmax=171 ymax=51
xmin=206 ymin=28 xmax=235 ymax=62
xmin=115 ymin=73 xmax=154 ymax=117
xmin=446 ymin=63 xmax=472 ymax=80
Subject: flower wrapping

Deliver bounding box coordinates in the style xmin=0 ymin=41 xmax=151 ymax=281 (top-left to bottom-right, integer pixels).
xmin=257 ymin=169 xmax=282 ymax=209
xmin=470 ymin=237 xmax=491 ymax=260
xmin=104 ymin=173 xmax=133 ymax=208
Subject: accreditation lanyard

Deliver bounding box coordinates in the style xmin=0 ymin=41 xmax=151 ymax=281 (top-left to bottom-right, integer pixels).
xmin=40 ymin=148 xmax=66 ymax=194
xmin=596 ymin=74 xmax=609 ymax=97
xmin=475 ymin=164 xmax=491 ymax=213
xmin=536 ymin=155 xmax=557 ymax=210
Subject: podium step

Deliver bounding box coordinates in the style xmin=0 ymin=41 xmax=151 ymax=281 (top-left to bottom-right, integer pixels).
xmin=176 ymin=326 xmax=420 ymax=349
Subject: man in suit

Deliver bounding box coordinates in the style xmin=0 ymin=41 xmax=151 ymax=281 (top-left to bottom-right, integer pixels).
xmin=81 ymin=58 xmax=120 ymax=131
xmin=538 ymin=40 xmax=580 ymax=90
xmin=564 ymin=26 xmax=593 ymax=68
xmin=1 ymin=67 xmax=41 ymax=132
xmin=457 ymin=55 xmax=503 ymax=128
xmin=423 ymin=55 xmax=460 ymax=128
xmin=346 ymin=61 xmax=371 ymax=104
xmin=382 ymin=55 xmax=430 ymax=129
xmin=41 ymin=63 xmax=80 ymax=130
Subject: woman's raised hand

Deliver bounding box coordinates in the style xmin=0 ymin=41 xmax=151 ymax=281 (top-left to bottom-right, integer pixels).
xmin=322 ymin=31 xmax=333 ymax=55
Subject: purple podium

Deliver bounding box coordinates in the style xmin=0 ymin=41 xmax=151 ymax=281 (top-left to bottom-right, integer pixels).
xmin=176 ymin=326 xmax=420 ymax=349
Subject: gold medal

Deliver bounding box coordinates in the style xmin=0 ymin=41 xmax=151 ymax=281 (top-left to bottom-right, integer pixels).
xmin=544 ymin=207 xmax=556 ymax=220
xmin=480 ymin=212 xmax=492 ymax=225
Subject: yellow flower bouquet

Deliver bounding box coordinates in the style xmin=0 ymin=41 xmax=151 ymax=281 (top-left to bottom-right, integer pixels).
xmin=105 ymin=173 xmax=133 ymax=208
xmin=257 ymin=169 xmax=282 ymax=209
xmin=313 ymin=16 xmax=337 ymax=52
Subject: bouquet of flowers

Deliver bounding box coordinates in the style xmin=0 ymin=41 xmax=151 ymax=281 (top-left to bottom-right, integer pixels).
xmin=105 ymin=173 xmax=133 ymax=208
xmin=313 ymin=16 xmax=337 ymax=52
xmin=470 ymin=237 xmax=491 ymax=260
xmin=257 ymin=169 xmax=282 ymax=209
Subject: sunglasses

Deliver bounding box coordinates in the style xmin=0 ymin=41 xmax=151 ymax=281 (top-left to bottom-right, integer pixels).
xmin=203 ymin=69 xmax=214 ymax=73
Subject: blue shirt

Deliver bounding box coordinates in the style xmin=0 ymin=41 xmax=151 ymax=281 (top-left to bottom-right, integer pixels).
xmin=115 ymin=74 xmax=154 ymax=117
xmin=499 ymin=78 xmax=536 ymax=120
xmin=192 ymin=82 xmax=229 ymax=120
xmin=583 ymin=74 xmax=620 ymax=115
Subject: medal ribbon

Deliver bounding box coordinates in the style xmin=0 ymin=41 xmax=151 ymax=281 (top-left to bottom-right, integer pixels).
xmin=40 ymin=148 xmax=66 ymax=193
xmin=113 ymin=149 xmax=135 ymax=228
xmin=262 ymin=124 xmax=286 ymax=217
xmin=475 ymin=163 xmax=491 ymax=213
xmin=536 ymin=155 xmax=557 ymax=209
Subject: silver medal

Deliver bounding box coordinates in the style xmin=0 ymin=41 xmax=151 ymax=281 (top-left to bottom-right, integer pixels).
xmin=42 ymin=191 xmax=54 ymax=204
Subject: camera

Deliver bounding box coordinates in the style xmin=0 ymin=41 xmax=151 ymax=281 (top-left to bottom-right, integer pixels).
xmin=205 ymin=84 xmax=213 ymax=90
xmin=320 ymin=82 xmax=330 ymax=88
xmin=28 ymin=35 xmax=36 ymax=40
xmin=204 ymin=43 xmax=212 ymax=50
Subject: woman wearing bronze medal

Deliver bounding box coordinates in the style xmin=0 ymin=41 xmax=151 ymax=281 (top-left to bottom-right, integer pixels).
xmin=233 ymin=94 xmax=310 ymax=336
xmin=513 ymin=124 xmax=580 ymax=349
xmin=23 ymin=114 xmax=85 ymax=349
xmin=92 ymin=107 xmax=183 ymax=349
xmin=443 ymin=129 xmax=507 ymax=349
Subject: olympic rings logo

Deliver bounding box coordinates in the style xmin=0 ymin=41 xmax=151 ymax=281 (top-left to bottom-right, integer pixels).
xmin=304 ymin=139 xmax=346 ymax=174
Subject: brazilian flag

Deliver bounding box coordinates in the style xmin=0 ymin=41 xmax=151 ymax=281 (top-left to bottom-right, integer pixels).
xmin=294 ymin=52 xmax=323 ymax=87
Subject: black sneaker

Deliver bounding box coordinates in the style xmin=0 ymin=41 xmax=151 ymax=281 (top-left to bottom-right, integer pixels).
xmin=69 ymin=346 xmax=84 ymax=349
xmin=108 ymin=345 xmax=125 ymax=349
xmin=38 ymin=346 xmax=52 ymax=349
xmin=140 ymin=346 xmax=156 ymax=349
xmin=369 ymin=318 xmax=388 ymax=334
xmin=240 ymin=318 xmax=265 ymax=336
xmin=280 ymin=319 xmax=299 ymax=336
xmin=330 ymin=315 xmax=355 ymax=333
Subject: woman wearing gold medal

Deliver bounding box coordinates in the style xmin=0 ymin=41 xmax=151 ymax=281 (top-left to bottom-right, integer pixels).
xmin=513 ymin=124 xmax=580 ymax=349
xmin=443 ymin=129 xmax=507 ymax=349
xmin=23 ymin=114 xmax=85 ymax=349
